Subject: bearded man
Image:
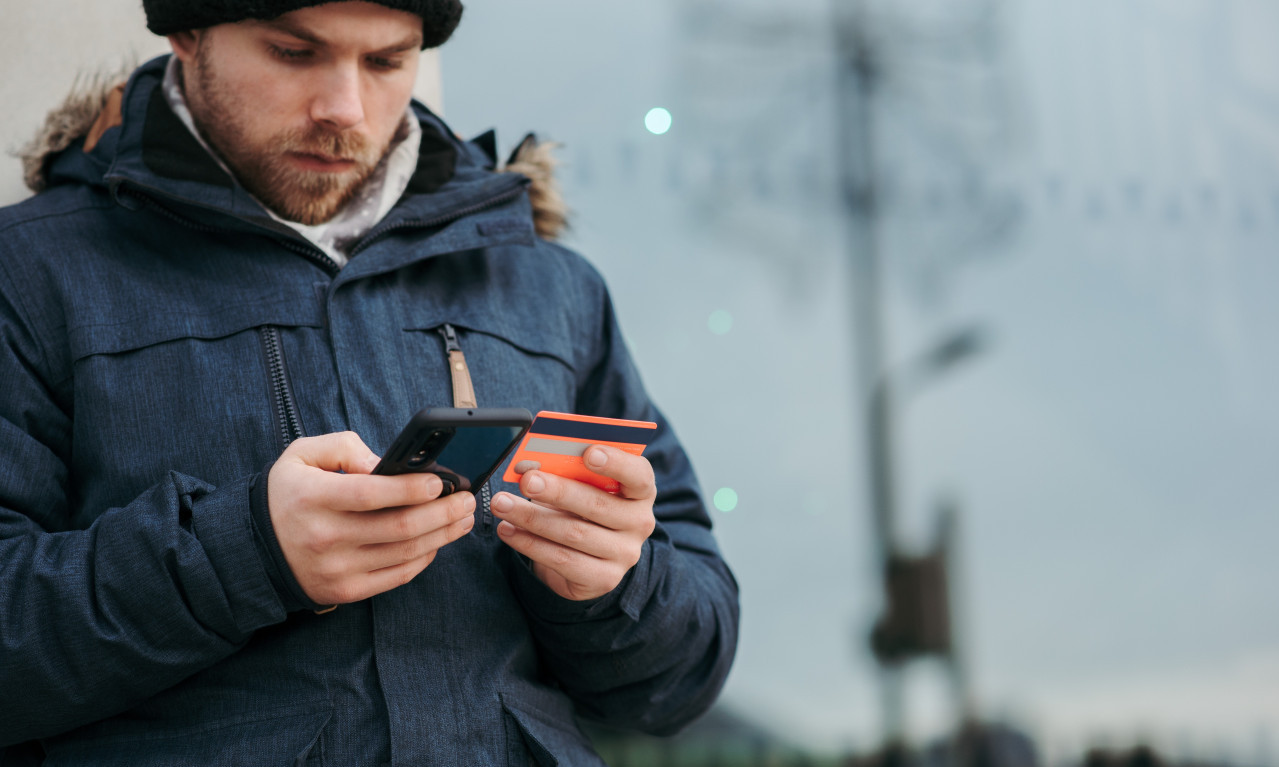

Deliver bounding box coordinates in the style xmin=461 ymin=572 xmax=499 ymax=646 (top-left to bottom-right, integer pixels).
xmin=0 ymin=2 xmax=739 ymax=764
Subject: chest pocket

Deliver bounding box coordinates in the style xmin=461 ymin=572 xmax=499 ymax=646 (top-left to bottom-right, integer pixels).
xmin=66 ymin=298 xmax=324 ymax=520
xmin=400 ymin=320 xmax=578 ymax=414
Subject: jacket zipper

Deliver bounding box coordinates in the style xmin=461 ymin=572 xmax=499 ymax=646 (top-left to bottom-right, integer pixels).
xmin=260 ymin=327 xmax=305 ymax=448
xmin=438 ymin=323 xmax=494 ymax=528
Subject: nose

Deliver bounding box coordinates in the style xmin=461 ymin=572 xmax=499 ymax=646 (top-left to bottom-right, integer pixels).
xmin=310 ymin=64 xmax=365 ymax=130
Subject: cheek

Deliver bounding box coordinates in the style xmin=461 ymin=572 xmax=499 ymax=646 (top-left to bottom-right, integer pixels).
xmin=366 ymin=80 xmax=416 ymax=138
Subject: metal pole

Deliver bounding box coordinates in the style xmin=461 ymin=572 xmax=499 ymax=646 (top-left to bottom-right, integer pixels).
xmin=833 ymin=0 xmax=906 ymax=750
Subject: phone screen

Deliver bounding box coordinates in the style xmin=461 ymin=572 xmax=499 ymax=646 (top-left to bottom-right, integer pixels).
xmin=415 ymin=424 xmax=526 ymax=493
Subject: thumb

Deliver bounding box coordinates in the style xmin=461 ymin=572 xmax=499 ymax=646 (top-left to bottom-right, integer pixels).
xmin=282 ymin=431 xmax=380 ymax=475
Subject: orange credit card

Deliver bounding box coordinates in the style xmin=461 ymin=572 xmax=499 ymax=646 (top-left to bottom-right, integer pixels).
xmin=502 ymin=411 xmax=658 ymax=493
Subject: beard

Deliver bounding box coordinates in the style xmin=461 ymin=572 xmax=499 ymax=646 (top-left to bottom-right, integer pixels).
xmin=185 ymin=41 xmax=390 ymax=226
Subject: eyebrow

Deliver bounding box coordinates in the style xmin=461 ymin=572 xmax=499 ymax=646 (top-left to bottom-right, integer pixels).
xmin=264 ymin=18 xmax=423 ymax=54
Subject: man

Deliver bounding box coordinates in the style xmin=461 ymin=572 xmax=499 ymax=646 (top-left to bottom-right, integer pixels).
xmin=0 ymin=1 xmax=739 ymax=764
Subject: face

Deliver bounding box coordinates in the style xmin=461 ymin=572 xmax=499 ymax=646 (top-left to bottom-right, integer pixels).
xmin=170 ymin=2 xmax=422 ymax=225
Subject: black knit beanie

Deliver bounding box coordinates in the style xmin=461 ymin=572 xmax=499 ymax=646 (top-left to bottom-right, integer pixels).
xmin=143 ymin=0 xmax=464 ymax=49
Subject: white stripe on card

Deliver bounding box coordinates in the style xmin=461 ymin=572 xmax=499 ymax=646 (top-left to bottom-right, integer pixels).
xmin=524 ymin=437 xmax=590 ymax=457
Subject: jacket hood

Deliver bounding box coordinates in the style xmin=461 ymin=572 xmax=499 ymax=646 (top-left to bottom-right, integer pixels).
xmin=19 ymin=59 xmax=567 ymax=240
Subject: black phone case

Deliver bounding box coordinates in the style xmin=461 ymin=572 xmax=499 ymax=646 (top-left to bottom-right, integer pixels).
xmin=372 ymin=407 xmax=533 ymax=495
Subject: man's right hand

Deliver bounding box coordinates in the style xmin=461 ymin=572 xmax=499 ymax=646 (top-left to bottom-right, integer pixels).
xmin=267 ymin=432 xmax=476 ymax=606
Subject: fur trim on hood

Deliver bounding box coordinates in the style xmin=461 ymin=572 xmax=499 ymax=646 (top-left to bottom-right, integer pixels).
xmin=19 ymin=75 xmax=568 ymax=241
xmin=19 ymin=73 xmax=126 ymax=195
xmin=503 ymin=133 xmax=569 ymax=242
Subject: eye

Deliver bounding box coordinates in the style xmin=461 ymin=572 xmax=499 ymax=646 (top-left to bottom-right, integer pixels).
xmin=268 ymin=44 xmax=313 ymax=63
xmin=367 ymin=56 xmax=405 ymax=72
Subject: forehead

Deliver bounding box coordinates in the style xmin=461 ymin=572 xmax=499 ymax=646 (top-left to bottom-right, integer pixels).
xmin=241 ymin=2 xmax=424 ymax=49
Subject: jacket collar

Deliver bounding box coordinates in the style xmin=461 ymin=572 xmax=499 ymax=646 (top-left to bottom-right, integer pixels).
xmin=55 ymin=56 xmax=529 ymax=256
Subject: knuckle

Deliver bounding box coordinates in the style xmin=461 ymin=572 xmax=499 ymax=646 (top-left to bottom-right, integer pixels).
xmin=291 ymin=482 xmax=321 ymax=509
xmin=391 ymin=510 xmax=417 ymax=541
xmin=586 ymin=492 xmax=612 ymax=519
xmin=640 ymin=464 xmax=656 ymax=492
xmin=564 ymin=518 xmax=590 ymax=547
xmin=624 ymin=544 xmax=644 ymax=569
xmin=313 ymin=556 xmax=346 ymax=585
xmin=305 ymin=522 xmax=339 ymax=554
xmin=395 ymin=536 xmax=420 ymax=562
xmin=348 ymin=484 xmax=378 ymax=511
xmin=550 ymin=546 xmax=574 ymax=569
xmin=398 ymin=562 xmax=423 ymax=587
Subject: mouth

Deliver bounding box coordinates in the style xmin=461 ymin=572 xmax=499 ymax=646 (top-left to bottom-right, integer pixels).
xmin=287 ymin=151 xmax=358 ymax=172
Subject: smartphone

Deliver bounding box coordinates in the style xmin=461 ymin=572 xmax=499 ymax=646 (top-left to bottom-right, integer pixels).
xmin=502 ymin=411 xmax=657 ymax=494
xmin=373 ymin=407 xmax=533 ymax=496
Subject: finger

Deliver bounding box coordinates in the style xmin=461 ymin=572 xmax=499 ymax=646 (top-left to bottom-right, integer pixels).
xmin=516 ymin=469 xmax=633 ymax=531
xmin=341 ymin=551 xmax=440 ymax=603
xmin=495 ymin=518 xmax=607 ymax=578
xmin=490 ymin=492 xmax=620 ymax=560
xmin=513 ymin=459 xmax=541 ymax=474
xmin=283 ymin=431 xmax=381 ymax=475
xmin=579 ymin=446 xmax=656 ymax=501
xmin=356 ymin=490 xmax=476 ymax=546
xmin=356 ymin=507 xmax=476 ymax=571
xmin=317 ymin=471 xmax=447 ymax=514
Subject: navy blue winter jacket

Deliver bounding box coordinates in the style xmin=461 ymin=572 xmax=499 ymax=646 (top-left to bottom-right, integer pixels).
xmin=0 ymin=56 xmax=738 ymax=765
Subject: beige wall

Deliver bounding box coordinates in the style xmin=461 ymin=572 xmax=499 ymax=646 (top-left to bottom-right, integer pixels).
xmin=0 ymin=0 xmax=443 ymax=206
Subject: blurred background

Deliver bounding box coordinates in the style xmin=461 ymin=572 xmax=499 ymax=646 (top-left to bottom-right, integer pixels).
xmin=4 ymin=1 xmax=1279 ymax=765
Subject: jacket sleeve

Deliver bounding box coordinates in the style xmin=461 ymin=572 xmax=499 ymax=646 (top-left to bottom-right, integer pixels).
xmin=506 ymin=284 xmax=740 ymax=736
xmin=0 ymin=279 xmax=294 ymax=746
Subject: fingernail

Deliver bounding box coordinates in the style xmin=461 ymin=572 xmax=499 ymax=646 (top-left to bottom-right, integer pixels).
xmin=586 ymin=448 xmax=607 ymax=468
xmin=526 ymin=473 xmax=545 ymax=494
xmin=497 ymin=520 xmax=515 ymax=537
xmin=491 ymin=494 xmax=511 ymax=514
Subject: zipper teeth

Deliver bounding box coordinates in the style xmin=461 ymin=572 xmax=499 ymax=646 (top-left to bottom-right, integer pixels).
xmin=262 ymin=327 xmax=303 ymax=447
xmin=480 ymin=481 xmax=493 ymax=530
xmin=349 ymin=185 xmax=527 ymax=258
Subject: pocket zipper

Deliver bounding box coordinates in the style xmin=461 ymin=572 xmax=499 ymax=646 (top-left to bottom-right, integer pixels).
xmin=438 ymin=323 xmax=493 ymax=530
xmin=260 ymin=327 xmax=305 ymax=448
xmin=439 ymin=323 xmax=478 ymax=409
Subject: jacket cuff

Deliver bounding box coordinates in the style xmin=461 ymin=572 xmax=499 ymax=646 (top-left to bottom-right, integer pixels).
xmin=509 ymin=539 xmax=653 ymax=624
xmin=248 ymin=461 xmax=328 ymax=613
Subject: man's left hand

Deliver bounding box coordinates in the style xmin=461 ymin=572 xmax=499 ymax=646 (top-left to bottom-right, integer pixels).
xmin=490 ymin=445 xmax=657 ymax=602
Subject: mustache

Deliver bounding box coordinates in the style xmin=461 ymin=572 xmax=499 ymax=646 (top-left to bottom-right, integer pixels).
xmin=278 ymin=126 xmax=373 ymax=163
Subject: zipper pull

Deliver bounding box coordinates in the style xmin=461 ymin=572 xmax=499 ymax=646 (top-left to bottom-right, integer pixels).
xmin=439 ymin=323 xmax=478 ymax=409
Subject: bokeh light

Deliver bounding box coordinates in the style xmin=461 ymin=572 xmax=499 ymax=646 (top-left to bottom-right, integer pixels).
xmin=645 ymin=107 xmax=673 ymax=135
xmin=713 ymin=488 xmax=738 ymax=513
xmin=708 ymin=310 xmax=733 ymax=335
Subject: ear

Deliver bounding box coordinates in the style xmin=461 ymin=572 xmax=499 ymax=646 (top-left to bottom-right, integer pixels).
xmin=167 ymin=30 xmax=201 ymax=65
